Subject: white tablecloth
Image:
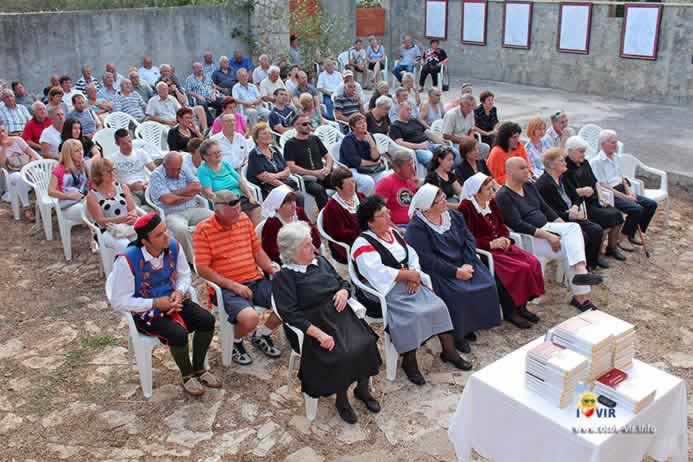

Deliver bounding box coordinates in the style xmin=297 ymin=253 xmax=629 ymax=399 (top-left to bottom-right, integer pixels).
xmin=448 ymin=337 xmax=688 ymax=462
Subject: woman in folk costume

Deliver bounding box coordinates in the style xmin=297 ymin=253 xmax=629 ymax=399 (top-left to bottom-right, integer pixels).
xmin=405 ymin=184 xmax=501 ymax=354
xmin=107 ymin=212 xmax=220 ymax=396
xmin=352 ymin=195 xmax=471 ymax=387
xmin=458 ymin=172 xmax=545 ymax=329
xmin=259 ymin=185 xmax=321 ymax=265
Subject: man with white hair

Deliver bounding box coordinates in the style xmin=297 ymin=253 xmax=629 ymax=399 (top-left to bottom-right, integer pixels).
xmin=129 ymin=69 xmax=154 ymax=103
xmin=590 ymin=129 xmax=657 ymax=251
xmin=259 ymin=66 xmax=286 ymax=103
xmin=232 ymin=69 xmax=268 ymax=127
xmin=75 ymin=64 xmax=101 ymax=93
xmin=495 ymin=156 xmax=603 ymax=311
xmin=97 ymin=72 xmax=118 ymax=103
xmin=317 ymin=59 xmax=343 ymax=120
xmin=212 ymin=56 xmax=236 ymax=96
xmin=544 ymin=111 xmax=575 ymax=148
xmin=252 ymin=54 xmax=271 ymax=85
xmin=146 ymin=82 xmax=181 ymax=126
xmin=0 ymin=89 xmax=31 ymax=135
xmin=21 ymin=101 xmax=52 ymax=150
xmin=211 ymin=113 xmax=249 ymax=169
xmin=148 ymin=151 xmax=213 ymax=263
xmin=201 ymin=51 xmax=217 ymax=78
xmin=112 ymin=79 xmax=146 ymax=122
xmin=442 ymin=93 xmax=490 ymax=157
xmin=138 ymin=55 xmax=160 ymax=87
xmin=184 ymin=62 xmax=221 ymax=124
xmin=105 ymin=63 xmax=126 ymax=89
xmin=389 ymin=87 xmax=420 ymax=123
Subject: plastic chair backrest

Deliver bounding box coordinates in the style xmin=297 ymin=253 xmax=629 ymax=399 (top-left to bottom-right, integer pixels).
xmin=105 ymin=112 xmax=137 ymax=130
xmin=20 ymin=159 xmax=58 ymax=200
xmin=619 ymin=153 xmax=639 ymax=179
xmin=577 ymin=124 xmax=603 ymax=153
xmin=314 ymin=125 xmax=342 ymax=148
xmin=133 ymin=139 xmax=163 ymax=161
xmin=337 ymin=51 xmax=349 ymax=71
xmin=93 ymin=128 xmax=119 ymax=159
xmin=329 ymin=141 xmax=343 ymax=164
xmin=136 ymin=121 xmax=167 ymax=147
xmin=255 ymin=219 xmax=266 ymax=241
xmin=373 ymin=133 xmax=392 ymax=155
xmin=279 ymin=129 xmax=297 ymax=150
xmin=144 ymin=186 xmax=165 ymax=218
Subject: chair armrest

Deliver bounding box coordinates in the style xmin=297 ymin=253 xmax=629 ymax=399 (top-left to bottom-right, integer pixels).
xmin=626 ymin=177 xmax=644 ymax=195
xmin=347 ymin=259 xmax=387 ymax=325
xmin=290 ymin=174 xmax=305 ymax=192
xmin=421 ymin=272 xmax=432 ymax=288
xmin=246 ymin=181 xmax=263 ymax=203
xmin=637 ymin=164 xmax=668 ymax=192
xmin=347 ymin=297 xmax=367 ymax=319
xmin=324 ymin=120 xmax=340 ymax=129
xmin=508 ymin=231 xmax=522 ymax=246
xmin=197 ymin=275 xmax=224 ymax=311
xmin=476 ymin=249 xmax=494 ymax=276
xmin=187 ymin=286 xmax=199 ymax=304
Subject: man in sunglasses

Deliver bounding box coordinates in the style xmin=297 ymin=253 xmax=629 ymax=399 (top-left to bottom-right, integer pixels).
xmin=193 ymin=191 xmax=283 ymax=366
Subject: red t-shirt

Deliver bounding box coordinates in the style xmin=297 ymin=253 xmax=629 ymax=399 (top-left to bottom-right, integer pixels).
xmin=375 ymin=173 xmax=418 ymax=225
xmin=22 ymin=118 xmax=52 ymax=145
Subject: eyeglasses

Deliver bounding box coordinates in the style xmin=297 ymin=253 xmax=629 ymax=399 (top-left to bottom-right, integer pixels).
xmin=299 ymin=122 xmax=311 ymax=127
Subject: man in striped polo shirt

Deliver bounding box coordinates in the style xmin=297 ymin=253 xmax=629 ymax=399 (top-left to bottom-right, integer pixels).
xmin=112 ymin=79 xmax=146 ymax=122
xmin=193 ymin=191 xmax=282 ymax=365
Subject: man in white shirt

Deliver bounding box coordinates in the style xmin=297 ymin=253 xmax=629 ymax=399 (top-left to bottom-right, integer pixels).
xmin=259 ymin=66 xmax=286 ymax=103
xmin=39 ymin=106 xmax=64 ymax=160
xmin=442 ymin=93 xmax=490 ymax=157
xmin=107 ymin=212 xmax=220 ymax=396
xmin=210 ymin=114 xmax=249 ymax=169
xmin=146 ymin=82 xmax=181 ymax=126
xmin=60 ymin=76 xmax=83 ymax=113
xmin=543 ymin=111 xmax=575 ymax=148
xmin=112 ymin=128 xmax=157 ymax=205
xmin=0 ymin=89 xmax=31 ymax=135
xmin=232 ymin=69 xmax=269 ymax=128
xmin=138 ymin=55 xmax=161 ymax=87
xmin=317 ymin=59 xmax=343 ymax=120
xmin=252 ymin=54 xmax=271 ymax=85
xmin=590 ymin=129 xmax=657 ymax=250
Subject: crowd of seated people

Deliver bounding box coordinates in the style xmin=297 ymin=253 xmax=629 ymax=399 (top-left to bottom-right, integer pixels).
xmin=1 ymin=39 xmax=660 ymax=426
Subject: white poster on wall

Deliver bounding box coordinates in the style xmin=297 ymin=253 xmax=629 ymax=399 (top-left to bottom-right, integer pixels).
xmin=621 ymin=5 xmax=661 ymax=59
xmin=558 ymin=3 xmax=592 ymax=54
xmin=462 ymin=1 xmax=487 ymax=45
xmin=503 ymin=2 xmax=532 ymax=48
xmin=426 ymin=0 xmax=448 ymax=39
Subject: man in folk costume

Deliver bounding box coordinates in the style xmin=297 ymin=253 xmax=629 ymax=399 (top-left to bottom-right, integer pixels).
xmin=107 ymin=212 xmax=221 ymax=396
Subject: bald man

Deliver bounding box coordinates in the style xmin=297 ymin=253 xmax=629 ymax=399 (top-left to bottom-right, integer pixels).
xmin=495 ymin=157 xmax=603 ymax=312
xmin=148 ymin=151 xmax=212 ymax=263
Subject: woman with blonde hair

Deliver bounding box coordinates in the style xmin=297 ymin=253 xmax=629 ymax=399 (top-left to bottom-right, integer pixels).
xmin=298 ymin=93 xmax=324 ymax=129
xmin=524 ymin=117 xmax=551 ymax=175
xmin=401 ymin=72 xmax=421 ymax=108
xmin=86 ymin=157 xmax=139 ymax=252
xmin=48 ymin=139 xmax=89 ymax=223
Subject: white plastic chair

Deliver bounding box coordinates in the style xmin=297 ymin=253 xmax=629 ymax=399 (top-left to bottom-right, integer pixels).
xmin=135 ymin=121 xmax=169 ymax=151
xmin=620 ymin=153 xmax=669 ymax=227
xmin=577 ymin=124 xmax=602 ymax=158
xmin=1 ymin=167 xmax=21 ymax=221
xmin=316 ymin=208 xmax=347 ymax=266
xmin=144 ymin=186 xmax=208 ymax=231
xmin=93 ymin=128 xmax=119 ymax=159
xmin=105 ymin=273 xmax=204 ymax=398
xmin=367 ymin=55 xmax=388 ymax=88
xmin=104 ymin=112 xmax=140 ymax=131
xmin=313 ymin=124 xmax=344 ymax=149
xmin=255 ymin=219 xmax=265 ymax=241
xmin=372 ymin=133 xmax=392 ymax=156
xmin=348 ymin=246 xmax=400 ymax=381
xmin=337 ymin=51 xmax=350 ymax=72
xmin=21 ymin=159 xmax=84 ymax=261
xmin=512 ymin=230 xmax=566 ymax=285
xmin=241 ymin=164 xmax=263 ymax=203
xmin=279 ymin=129 xmax=297 ymax=151
xmin=133 ymin=139 xmax=164 ymax=161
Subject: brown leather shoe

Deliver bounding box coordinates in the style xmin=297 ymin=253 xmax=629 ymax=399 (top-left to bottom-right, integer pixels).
xmin=182 ymin=377 xmax=205 ymax=396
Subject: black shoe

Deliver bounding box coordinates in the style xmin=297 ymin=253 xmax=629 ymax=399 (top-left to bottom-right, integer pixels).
xmin=440 ymin=352 xmax=473 ymax=371
xmin=506 ymin=314 xmax=531 ymax=329
xmin=571 ymin=273 xmax=603 ymax=286
xmin=354 ymin=386 xmax=381 ymax=413
xmin=250 ymin=333 xmax=281 ymax=358
xmin=596 ymin=257 xmax=610 ymax=269
xmin=605 ymin=247 xmax=626 ymax=261
xmin=464 ymin=332 xmax=477 ymax=342
xmin=454 ymin=338 xmax=471 ymax=354
xmin=570 ymin=297 xmax=597 ymax=312
xmin=401 ymin=364 xmax=426 ymax=386
xmin=518 ymin=305 xmax=540 ymax=323
xmin=336 ymin=399 xmax=358 ymax=424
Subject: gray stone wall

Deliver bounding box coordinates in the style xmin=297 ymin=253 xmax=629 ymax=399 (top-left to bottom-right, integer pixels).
xmin=387 ymin=0 xmax=693 ymax=106
xmin=0 ymin=6 xmax=250 ymax=94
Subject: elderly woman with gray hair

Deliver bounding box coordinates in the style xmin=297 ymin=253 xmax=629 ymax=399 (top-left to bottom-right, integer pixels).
xmin=562 ymin=135 xmax=626 ymax=261
xmin=272 ymin=221 xmax=382 ymax=424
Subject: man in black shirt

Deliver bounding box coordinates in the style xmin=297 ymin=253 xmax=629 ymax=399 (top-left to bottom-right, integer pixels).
xmin=495 ymin=157 xmax=602 ymax=312
xmin=268 ymin=89 xmax=295 ymax=134
xmin=283 ymin=112 xmax=334 ymax=210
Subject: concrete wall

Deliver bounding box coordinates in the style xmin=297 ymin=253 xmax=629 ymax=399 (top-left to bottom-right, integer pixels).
xmin=388 ymin=0 xmax=693 ymax=106
xmin=0 ymin=6 xmax=250 ymax=94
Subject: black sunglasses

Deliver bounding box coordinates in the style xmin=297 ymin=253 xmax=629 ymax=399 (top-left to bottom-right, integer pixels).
xmin=299 ymin=122 xmax=311 ymax=127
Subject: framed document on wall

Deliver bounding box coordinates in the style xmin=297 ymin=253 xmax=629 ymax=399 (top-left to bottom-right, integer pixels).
xmin=503 ymin=1 xmax=533 ymax=49
xmin=557 ymin=2 xmax=592 ymax=54
xmin=620 ymin=4 xmax=663 ymax=60
xmin=462 ymin=0 xmax=488 ymax=45
xmin=425 ymin=0 xmax=448 ymax=40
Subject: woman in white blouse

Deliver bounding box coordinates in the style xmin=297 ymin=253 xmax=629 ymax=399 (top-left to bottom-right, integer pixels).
xmin=352 ymin=195 xmax=470 ymax=386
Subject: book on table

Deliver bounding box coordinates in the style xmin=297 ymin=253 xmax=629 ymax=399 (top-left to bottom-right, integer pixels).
xmin=594 ymin=368 xmax=655 ymax=414
xmin=525 ymin=341 xmax=589 ymax=408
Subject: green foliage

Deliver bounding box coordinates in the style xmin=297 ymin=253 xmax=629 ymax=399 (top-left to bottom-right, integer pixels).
xmin=290 ymin=0 xmax=352 ymax=66
xmin=356 ymin=0 xmax=382 ymax=8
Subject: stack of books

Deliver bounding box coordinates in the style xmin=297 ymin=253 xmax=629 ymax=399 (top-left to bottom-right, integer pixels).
xmin=578 ymin=310 xmax=636 ymax=370
xmin=594 ymin=368 xmax=656 ymax=414
xmin=525 ymin=341 xmax=589 ymax=408
xmin=549 ymin=317 xmax=614 ymax=383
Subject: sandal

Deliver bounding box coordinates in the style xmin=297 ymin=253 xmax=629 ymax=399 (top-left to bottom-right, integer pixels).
xmin=196 ymin=370 xmax=222 ymax=388
xmin=182 ymin=377 xmax=205 ymax=396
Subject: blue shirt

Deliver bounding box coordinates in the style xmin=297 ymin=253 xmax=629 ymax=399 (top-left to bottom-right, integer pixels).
xmin=339 ymin=133 xmax=372 ymax=169
xmin=212 ymin=68 xmax=236 ymax=90
xmin=399 ymin=44 xmax=421 ymax=65
xmin=268 ymin=105 xmax=295 ymax=129
xmin=230 ymin=57 xmax=252 ymax=77
xmin=184 ymin=74 xmax=214 ymax=99
xmin=232 ymin=82 xmax=261 ymax=103
xmin=66 ymin=109 xmax=98 ymax=135
xmin=97 ymin=86 xmax=118 ymax=102
xmin=149 ymin=165 xmax=201 ymax=215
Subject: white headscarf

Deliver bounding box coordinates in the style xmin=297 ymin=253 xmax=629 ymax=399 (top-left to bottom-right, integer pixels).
xmin=261 ymin=184 xmax=294 ymax=218
xmin=462 ymin=172 xmax=489 ymax=199
xmin=408 ymin=183 xmax=439 ymax=218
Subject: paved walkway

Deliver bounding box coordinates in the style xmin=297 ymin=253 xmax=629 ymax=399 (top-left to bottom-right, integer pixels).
xmin=423 ymin=77 xmax=692 ymax=177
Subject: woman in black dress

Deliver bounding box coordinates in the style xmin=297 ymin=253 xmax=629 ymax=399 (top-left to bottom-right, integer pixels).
xmin=167 ymin=107 xmax=202 ymax=152
xmin=272 ymin=221 xmax=382 ymax=424
xmin=424 ymin=145 xmax=461 ymax=207
xmin=455 ymin=136 xmax=496 ymax=188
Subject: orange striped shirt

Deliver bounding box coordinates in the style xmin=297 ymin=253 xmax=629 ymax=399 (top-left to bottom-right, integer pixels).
xmin=193 ymin=213 xmax=262 ymax=284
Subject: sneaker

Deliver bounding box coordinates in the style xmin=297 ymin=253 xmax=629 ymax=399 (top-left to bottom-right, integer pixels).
xmin=232 ymin=341 xmax=253 ymax=365
xmin=250 ymin=333 xmax=281 ymax=358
